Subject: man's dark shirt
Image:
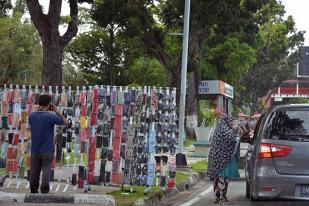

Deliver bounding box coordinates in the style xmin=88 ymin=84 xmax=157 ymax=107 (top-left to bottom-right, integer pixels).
xmin=29 ymin=111 xmax=64 ymax=153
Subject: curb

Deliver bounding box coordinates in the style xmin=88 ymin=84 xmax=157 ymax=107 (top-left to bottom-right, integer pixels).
xmin=135 ymin=172 xmax=206 ymax=206
xmin=0 ymin=191 xmax=115 ymax=205
xmin=24 ymin=194 xmax=74 ymax=203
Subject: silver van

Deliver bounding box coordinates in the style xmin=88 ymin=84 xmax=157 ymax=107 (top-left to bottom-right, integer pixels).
xmin=245 ymin=104 xmax=309 ymax=200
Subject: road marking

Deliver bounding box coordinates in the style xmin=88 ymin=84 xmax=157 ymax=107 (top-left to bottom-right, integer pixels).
xmin=179 ymin=185 xmax=213 ymax=206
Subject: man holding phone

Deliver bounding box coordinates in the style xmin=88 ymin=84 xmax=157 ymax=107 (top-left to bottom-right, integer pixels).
xmin=29 ymin=94 xmax=67 ymax=193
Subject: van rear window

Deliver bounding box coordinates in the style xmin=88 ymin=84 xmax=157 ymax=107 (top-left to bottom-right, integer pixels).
xmin=264 ymin=109 xmax=309 ymax=141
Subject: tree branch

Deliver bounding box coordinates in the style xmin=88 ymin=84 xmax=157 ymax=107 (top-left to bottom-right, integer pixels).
xmin=60 ymin=0 xmax=78 ymax=46
xmin=25 ymin=0 xmax=47 ymax=36
xmin=48 ymin=0 xmax=62 ymax=27
xmin=137 ymin=1 xmax=175 ymax=79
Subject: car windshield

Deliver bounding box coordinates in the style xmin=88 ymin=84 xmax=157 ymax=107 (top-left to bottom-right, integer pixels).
xmin=265 ymin=109 xmax=309 ymax=141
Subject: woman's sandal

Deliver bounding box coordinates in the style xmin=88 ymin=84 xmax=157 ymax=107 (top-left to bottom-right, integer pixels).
xmin=214 ymin=198 xmax=220 ymax=204
xmin=219 ymin=198 xmax=233 ymax=205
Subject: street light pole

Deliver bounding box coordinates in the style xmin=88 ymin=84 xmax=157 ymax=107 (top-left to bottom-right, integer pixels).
xmin=177 ymin=0 xmax=190 ymax=166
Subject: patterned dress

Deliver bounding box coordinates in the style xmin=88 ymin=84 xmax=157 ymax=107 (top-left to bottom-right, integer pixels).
xmin=206 ymin=115 xmax=238 ymax=202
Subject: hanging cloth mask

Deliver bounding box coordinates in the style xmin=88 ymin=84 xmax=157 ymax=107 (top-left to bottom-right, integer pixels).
xmin=87 ymin=88 xmax=93 ymax=104
xmin=136 ymin=91 xmax=142 ymax=111
xmin=92 ymin=87 xmax=99 ymax=103
xmin=67 ymin=89 xmax=73 ymax=107
xmin=117 ymin=91 xmax=124 ymax=104
xmin=27 ymin=89 xmax=33 ymax=105
xmin=1 ymin=117 xmax=9 ymax=129
xmin=80 ymin=116 xmax=88 ymax=130
xmin=98 ymin=87 xmax=106 ymax=104
xmin=21 ymin=111 xmax=27 ymax=124
xmin=80 ymin=90 xmax=87 ymax=105
xmin=53 ymin=92 xmax=60 ymax=106
xmin=111 ymin=89 xmax=117 ymax=105
xmin=20 ymin=89 xmax=27 ymax=104
xmin=1 ymin=90 xmax=8 ymax=103
xmin=75 ymin=106 xmax=81 ymax=122
xmin=74 ymin=90 xmax=80 ymax=106
xmin=27 ymin=103 xmax=33 ymax=114
xmin=60 ymin=90 xmax=67 ymax=107
xmin=7 ymin=89 xmax=14 ymax=104
xmin=34 ymin=89 xmax=40 ymax=104
xmin=20 ymin=123 xmax=27 ymax=137
xmin=14 ymin=88 xmax=21 ymax=103
xmin=151 ymin=88 xmax=158 ymax=112
xmin=0 ymin=90 xmax=3 ymax=102
xmin=13 ymin=114 xmax=20 ymax=128
xmin=1 ymin=102 xmax=8 ymax=117
xmin=13 ymin=103 xmax=21 ymax=116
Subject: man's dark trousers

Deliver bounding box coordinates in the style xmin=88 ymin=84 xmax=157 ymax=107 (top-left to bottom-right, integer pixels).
xmin=30 ymin=152 xmax=54 ymax=193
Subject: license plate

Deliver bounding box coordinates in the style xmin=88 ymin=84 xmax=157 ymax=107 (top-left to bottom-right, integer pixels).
xmin=300 ymin=185 xmax=309 ymax=196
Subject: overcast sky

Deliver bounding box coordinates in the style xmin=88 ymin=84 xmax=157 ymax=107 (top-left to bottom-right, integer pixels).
xmin=281 ymin=0 xmax=309 ymax=45
xmin=12 ymin=0 xmax=308 ymax=45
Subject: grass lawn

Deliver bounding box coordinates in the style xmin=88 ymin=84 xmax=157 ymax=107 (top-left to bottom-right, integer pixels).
xmin=0 ymin=167 xmax=5 ymax=174
xmin=108 ymin=185 xmax=161 ymax=206
xmin=191 ymin=160 xmax=208 ymax=173
xmin=184 ymin=137 xmax=195 ymax=147
xmin=176 ymin=172 xmax=189 ymax=183
xmin=109 ymin=172 xmax=190 ymax=206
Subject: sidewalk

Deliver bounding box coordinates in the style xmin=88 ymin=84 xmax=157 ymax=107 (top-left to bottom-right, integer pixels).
xmin=0 ymin=167 xmax=117 ymax=205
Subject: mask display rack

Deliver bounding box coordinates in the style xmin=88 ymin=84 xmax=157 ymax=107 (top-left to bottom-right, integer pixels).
xmin=0 ymin=84 xmax=178 ymax=192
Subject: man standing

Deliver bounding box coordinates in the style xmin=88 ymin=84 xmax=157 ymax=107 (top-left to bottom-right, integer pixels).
xmin=29 ymin=94 xmax=67 ymax=193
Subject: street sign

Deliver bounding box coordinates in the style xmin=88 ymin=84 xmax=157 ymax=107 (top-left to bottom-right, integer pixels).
xmin=198 ymin=80 xmax=233 ymax=99
xmin=297 ymin=46 xmax=309 ymax=77
xmin=198 ymin=80 xmax=220 ymax=94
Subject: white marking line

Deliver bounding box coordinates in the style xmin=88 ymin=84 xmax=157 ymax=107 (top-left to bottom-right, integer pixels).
xmin=7 ymin=180 xmax=11 ymax=189
xmin=63 ymin=184 xmax=68 ymax=192
xmin=179 ymin=185 xmax=213 ymax=206
xmin=16 ymin=181 xmax=21 ymax=189
xmin=55 ymin=184 xmax=60 ymax=192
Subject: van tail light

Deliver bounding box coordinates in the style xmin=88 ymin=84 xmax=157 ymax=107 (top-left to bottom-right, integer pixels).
xmin=259 ymin=143 xmax=292 ymax=159
xmin=260 ymin=187 xmax=275 ymax=192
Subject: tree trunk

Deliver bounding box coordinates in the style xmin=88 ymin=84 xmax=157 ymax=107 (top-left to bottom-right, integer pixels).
xmin=186 ymin=72 xmax=198 ymax=116
xmin=185 ymin=72 xmax=199 ymax=138
xmin=42 ymin=36 xmax=64 ymax=86
xmin=25 ymin=0 xmax=78 ymax=86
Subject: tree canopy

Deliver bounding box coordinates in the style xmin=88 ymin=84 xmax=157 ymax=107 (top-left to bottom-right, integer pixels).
xmin=0 ymin=0 xmax=304 ymax=115
xmin=0 ymin=10 xmax=42 ymax=85
xmin=0 ymin=0 xmax=12 ymax=17
xmin=84 ymin=0 xmax=303 ymax=114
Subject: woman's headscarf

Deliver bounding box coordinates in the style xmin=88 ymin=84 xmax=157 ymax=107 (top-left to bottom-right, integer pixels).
xmin=207 ymin=114 xmax=237 ymax=178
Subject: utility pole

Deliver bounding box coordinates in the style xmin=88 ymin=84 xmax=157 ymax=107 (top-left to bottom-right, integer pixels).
xmin=177 ymin=0 xmax=190 ymax=166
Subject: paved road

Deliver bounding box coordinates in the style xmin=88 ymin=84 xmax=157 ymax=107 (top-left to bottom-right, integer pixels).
xmin=163 ymin=177 xmax=309 ymax=206
xmin=0 ymin=203 xmax=103 ymax=206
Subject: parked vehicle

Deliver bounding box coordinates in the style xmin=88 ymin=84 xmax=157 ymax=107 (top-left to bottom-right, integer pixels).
xmin=245 ymin=104 xmax=309 ymax=200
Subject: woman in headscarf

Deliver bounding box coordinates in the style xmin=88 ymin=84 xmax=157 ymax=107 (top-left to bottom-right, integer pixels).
xmin=207 ymin=114 xmax=240 ymax=204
